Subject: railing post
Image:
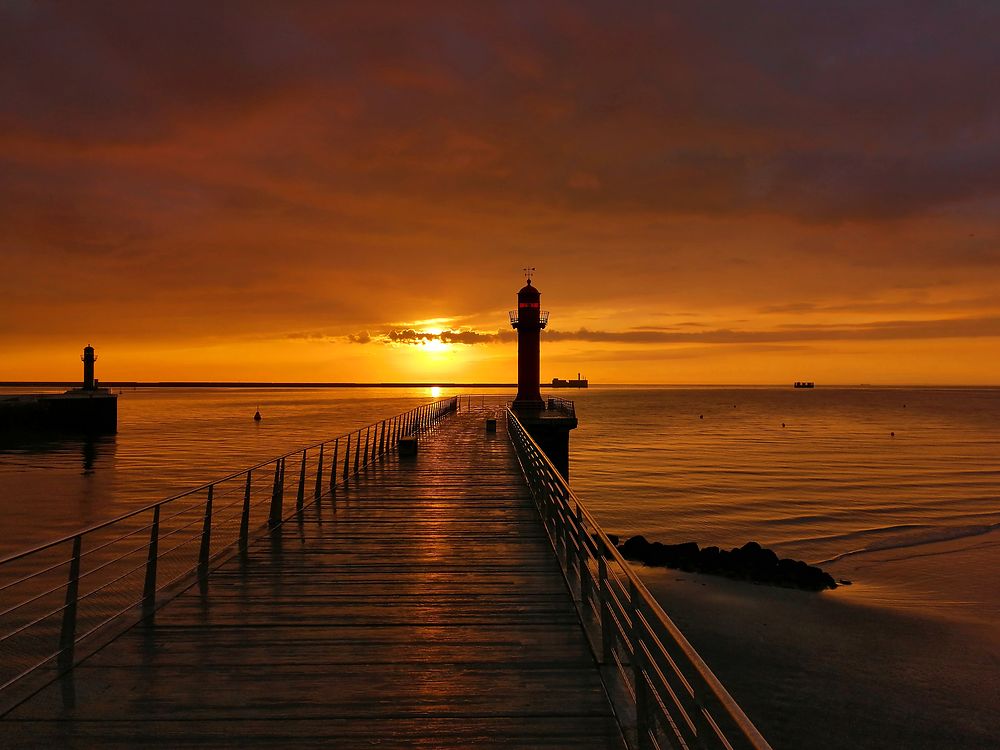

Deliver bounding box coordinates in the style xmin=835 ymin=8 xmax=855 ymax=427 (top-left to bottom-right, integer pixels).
xmin=314 ymin=444 xmax=324 ymax=500
xmin=343 ymin=434 xmax=351 ymax=480
xmin=58 ymin=535 xmax=82 ymax=671
xmin=363 ymin=427 xmax=370 ymax=467
xmin=198 ymin=486 xmax=214 ymax=577
xmin=599 ymin=555 xmax=613 ymax=664
xmin=354 ymin=430 xmax=361 ymax=474
xmin=577 ymin=505 xmax=592 ymax=605
xmin=143 ymin=505 xmax=161 ymax=615
xmin=378 ymin=420 xmax=386 ymax=456
xmin=296 ymin=450 xmax=307 ymax=510
xmin=269 ymin=461 xmax=283 ymax=527
xmin=330 ymin=438 xmax=339 ymax=491
xmin=279 ymin=458 xmax=285 ymax=502
xmin=369 ymin=425 xmax=377 ymax=463
xmin=239 ymin=471 xmax=252 ymax=550
xmin=630 ymin=581 xmax=651 ymax=749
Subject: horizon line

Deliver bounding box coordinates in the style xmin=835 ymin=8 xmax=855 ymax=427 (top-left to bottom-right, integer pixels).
xmin=2 ymin=381 xmax=998 ymax=389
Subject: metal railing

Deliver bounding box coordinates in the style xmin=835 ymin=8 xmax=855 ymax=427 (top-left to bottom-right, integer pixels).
xmin=507 ymin=407 xmax=772 ymax=750
xmin=0 ymin=396 xmax=458 ymax=716
xmin=545 ymin=396 xmax=576 ymax=418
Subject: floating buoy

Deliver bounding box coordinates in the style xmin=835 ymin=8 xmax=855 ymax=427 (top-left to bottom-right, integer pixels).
xmin=781 ymin=423 xmax=786 ymax=428
xmin=699 ymin=414 xmax=704 ymax=419
xmin=254 ymin=406 xmax=262 ymax=422
xmin=890 ymin=431 xmax=895 ymax=437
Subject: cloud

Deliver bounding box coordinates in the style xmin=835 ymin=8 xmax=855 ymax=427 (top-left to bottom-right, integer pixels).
xmin=543 ymin=316 xmax=1000 ymax=344
xmin=348 ymin=328 xmax=516 ymax=345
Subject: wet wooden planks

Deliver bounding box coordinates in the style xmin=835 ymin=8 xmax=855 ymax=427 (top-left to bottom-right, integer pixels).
xmin=2 ymin=410 xmax=624 ymax=748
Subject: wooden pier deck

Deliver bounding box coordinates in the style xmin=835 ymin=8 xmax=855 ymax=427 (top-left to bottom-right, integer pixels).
xmin=2 ymin=410 xmax=625 ymax=748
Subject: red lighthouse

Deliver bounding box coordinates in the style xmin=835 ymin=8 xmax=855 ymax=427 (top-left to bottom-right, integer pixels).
xmin=510 ymin=274 xmax=549 ymax=408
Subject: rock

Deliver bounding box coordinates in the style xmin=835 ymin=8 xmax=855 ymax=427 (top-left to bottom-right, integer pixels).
xmin=617 ymin=535 xmax=838 ymax=591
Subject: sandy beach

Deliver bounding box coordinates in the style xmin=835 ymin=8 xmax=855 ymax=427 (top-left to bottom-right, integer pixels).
xmin=639 ymin=529 xmax=1000 ymax=749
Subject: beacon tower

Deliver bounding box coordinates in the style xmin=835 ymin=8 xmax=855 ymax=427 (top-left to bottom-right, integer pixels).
xmin=508 ymin=273 xmax=577 ymax=478
xmin=82 ymin=345 xmax=97 ymax=391
xmin=510 ymin=278 xmax=548 ymax=409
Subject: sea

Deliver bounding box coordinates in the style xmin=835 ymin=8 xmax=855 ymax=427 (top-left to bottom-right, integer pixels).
xmin=1 ymin=385 xmax=998 ymax=747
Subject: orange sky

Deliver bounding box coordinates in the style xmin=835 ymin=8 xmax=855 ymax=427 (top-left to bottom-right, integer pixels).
xmin=2 ymin=2 xmax=998 ymax=384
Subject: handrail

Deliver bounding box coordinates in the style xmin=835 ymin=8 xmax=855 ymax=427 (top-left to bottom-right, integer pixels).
xmin=0 ymin=396 xmax=458 ymax=714
xmin=506 ymin=407 xmax=772 ymax=750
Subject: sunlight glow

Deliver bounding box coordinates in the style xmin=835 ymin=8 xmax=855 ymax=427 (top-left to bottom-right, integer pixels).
xmin=430 ymin=386 xmax=442 ymax=397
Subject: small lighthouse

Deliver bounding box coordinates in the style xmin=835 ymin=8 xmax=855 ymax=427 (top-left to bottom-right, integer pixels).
xmin=510 ymin=272 xmax=549 ymax=409
xmin=82 ymin=345 xmax=97 ymax=391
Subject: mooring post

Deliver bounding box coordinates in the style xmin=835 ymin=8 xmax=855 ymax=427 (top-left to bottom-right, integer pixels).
xmin=314 ymin=444 xmax=324 ymax=500
xmin=239 ymin=471 xmax=252 ymax=550
xmin=198 ymin=486 xmax=214 ymax=577
xmin=269 ymin=461 xmax=282 ymax=527
xmin=58 ymin=535 xmax=82 ymax=671
xmin=296 ymin=451 xmax=307 ymax=510
xmin=142 ymin=505 xmax=161 ymax=615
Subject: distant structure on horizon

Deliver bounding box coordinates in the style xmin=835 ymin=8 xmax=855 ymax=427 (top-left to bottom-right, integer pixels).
xmin=794 ymin=381 xmax=815 ymax=388
xmin=552 ymin=373 xmax=589 ymax=389
xmin=0 ymin=345 xmax=117 ymax=435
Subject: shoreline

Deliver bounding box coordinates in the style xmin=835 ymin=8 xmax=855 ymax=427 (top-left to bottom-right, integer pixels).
xmin=639 ymin=528 xmax=1000 ymax=748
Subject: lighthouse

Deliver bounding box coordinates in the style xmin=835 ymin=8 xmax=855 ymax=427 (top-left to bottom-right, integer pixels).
xmin=507 ymin=272 xmax=577 ymax=478
xmin=509 ymin=275 xmax=549 ymax=409
xmin=82 ymin=345 xmax=97 ymax=391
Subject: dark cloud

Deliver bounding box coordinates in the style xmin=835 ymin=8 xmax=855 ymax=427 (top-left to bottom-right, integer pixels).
xmin=543 ymin=316 xmax=1000 ymax=344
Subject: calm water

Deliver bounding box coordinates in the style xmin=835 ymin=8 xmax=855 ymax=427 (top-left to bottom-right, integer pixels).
xmin=2 ymin=385 xmax=998 ymax=565
xmin=2 ymin=385 xmax=998 ymax=747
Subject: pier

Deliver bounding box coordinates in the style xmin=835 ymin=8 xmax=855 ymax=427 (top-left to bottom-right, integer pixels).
xmin=0 ymin=397 xmax=770 ymax=749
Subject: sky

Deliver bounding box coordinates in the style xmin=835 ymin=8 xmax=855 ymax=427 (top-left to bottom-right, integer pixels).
xmin=2 ymin=1 xmax=998 ymax=384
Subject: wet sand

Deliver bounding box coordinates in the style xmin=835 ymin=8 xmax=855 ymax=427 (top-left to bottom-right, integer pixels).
xmin=639 ymin=529 xmax=1000 ymax=749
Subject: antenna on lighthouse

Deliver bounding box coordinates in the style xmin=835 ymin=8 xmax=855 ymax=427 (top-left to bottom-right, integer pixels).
xmin=522 ymin=267 xmax=536 ymax=284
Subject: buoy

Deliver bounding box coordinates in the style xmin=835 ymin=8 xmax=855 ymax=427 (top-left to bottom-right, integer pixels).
xmin=890 ymin=431 xmax=895 ymax=437
xmin=781 ymin=423 xmax=786 ymax=428
xmin=254 ymin=406 xmax=262 ymax=422
xmin=699 ymin=414 xmax=704 ymax=419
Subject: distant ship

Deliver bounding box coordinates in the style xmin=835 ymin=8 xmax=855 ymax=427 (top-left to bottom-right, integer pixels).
xmin=793 ymin=381 xmax=815 ymax=388
xmin=552 ymin=373 xmax=589 ymax=388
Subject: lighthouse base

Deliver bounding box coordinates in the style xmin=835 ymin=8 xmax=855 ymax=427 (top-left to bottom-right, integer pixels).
xmin=513 ymin=403 xmax=577 ymax=480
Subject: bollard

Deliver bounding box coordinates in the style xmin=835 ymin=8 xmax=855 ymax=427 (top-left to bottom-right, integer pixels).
xmin=398 ymin=435 xmax=418 ymax=457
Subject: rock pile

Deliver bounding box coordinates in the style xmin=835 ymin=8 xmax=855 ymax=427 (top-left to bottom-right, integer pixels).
xmin=618 ymin=537 xmax=839 ymax=591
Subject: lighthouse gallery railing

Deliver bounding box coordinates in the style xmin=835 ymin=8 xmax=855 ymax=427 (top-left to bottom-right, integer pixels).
xmin=507 ymin=407 xmax=772 ymax=750
xmin=0 ymin=397 xmax=458 ymax=716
